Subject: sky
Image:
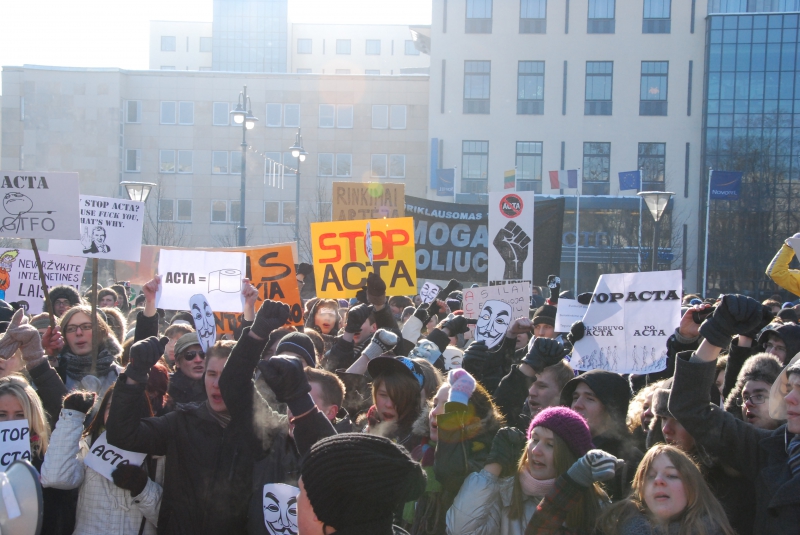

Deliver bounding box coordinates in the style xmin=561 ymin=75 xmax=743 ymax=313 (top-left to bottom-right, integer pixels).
xmin=0 ymin=0 xmax=431 ymax=77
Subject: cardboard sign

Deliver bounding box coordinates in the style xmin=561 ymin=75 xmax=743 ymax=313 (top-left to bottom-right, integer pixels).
xmin=571 ymin=271 xmax=682 ymax=374
xmin=0 ymin=172 xmax=80 ymax=240
xmin=311 ymin=217 xmax=416 ymax=298
xmin=156 ymin=249 xmax=246 ymax=313
xmin=84 ymin=431 xmax=146 ymax=482
xmin=0 ymin=248 xmax=85 ymax=314
xmin=190 ymin=294 xmax=216 ymax=351
xmin=419 ymin=281 xmax=441 ymax=304
xmin=262 ymin=483 xmax=299 ymax=535
xmin=0 ymin=420 xmax=30 ymax=471
xmin=554 ymin=298 xmax=589 ymax=333
xmin=48 ymin=195 xmax=145 ymax=262
xmin=488 ymin=191 xmax=534 ymax=285
xmin=332 ymin=182 xmax=405 ymax=221
xmin=463 ymin=283 xmax=531 ymax=348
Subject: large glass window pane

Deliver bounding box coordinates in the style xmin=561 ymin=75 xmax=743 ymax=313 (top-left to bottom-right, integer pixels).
xmin=366 ymin=40 xmax=381 ymax=55
xmin=461 ymin=140 xmax=489 ymax=193
xmin=518 ymin=61 xmax=545 ymax=99
xmin=319 ymin=104 xmax=335 ymax=128
xmin=516 ymin=142 xmax=543 ymax=181
xmin=467 ymin=0 xmax=492 ymax=18
xmin=464 ymin=61 xmax=491 ymax=99
xmin=160 ymin=102 xmax=176 ymax=124
xmin=125 ymin=149 xmax=141 ymax=172
xmin=588 ymin=0 xmax=615 ymax=18
xmin=297 ymin=38 xmax=312 ymax=54
xmin=159 ymin=150 xmax=176 ymax=173
xmin=372 ymin=105 xmax=389 ymax=128
xmin=212 ymin=151 xmax=228 ymax=174
xmin=337 ymin=105 xmax=354 ymax=128
xmin=585 ymin=62 xmax=613 ymax=100
xmin=336 ymin=39 xmax=351 ymax=54
xmin=284 ymin=104 xmax=300 ymax=127
xmin=159 ymin=200 xmax=174 ymax=221
xmin=211 ymin=201 xmax=228 ymax=222
xmin=318 ymin=153 xmax=334 ymax=176
xmin=336 ymin=154 xmax=352 ymax=176
xmin=521 ymin=0 xmax=546 ymax=18
xmin=371 ymin=154 xmax=388 ymax=177
xmin=161 ymin=36 xmax=176 ymax=52
xmin=264 ymin=201 xmax=280 ymax=223
xmin=582 ymin=142 xmax=611 ymax=182
xmin=266 ymin=104 xmax=282 ymax=127
xmin=389 ymin=155 xmax=406 ymax=178
xmin=390 ymin=105 xmax=407 ymax=129
xmin=177 ymin=150 xmax=193 ymax=173
xmin=126 ymin=101 xmax=141 ymax=123
xmin=177 ymin=200 xmax=192 ymax=221
xmin=640 ymin=61 xmax=669 ymax=100
xmin=638 ymin=143 xmax=666 ymax=188
xmin=644 ymin=0 xmax=670 ymax=18
xmin=178 ymin=102 xmax=194 ymax=125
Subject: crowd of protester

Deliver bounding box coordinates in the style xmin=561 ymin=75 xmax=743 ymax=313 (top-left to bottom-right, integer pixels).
xmin=0 ymin=235 xmax=800 ymax=534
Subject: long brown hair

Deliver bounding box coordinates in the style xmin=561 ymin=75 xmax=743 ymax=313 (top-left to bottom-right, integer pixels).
xmin=372 ymin=372 xmax=422 ymax=430
xmin=60 ymin=305 xmax=111 ymax=352
xmin=597 ymin=445 xmax=736 ymax=535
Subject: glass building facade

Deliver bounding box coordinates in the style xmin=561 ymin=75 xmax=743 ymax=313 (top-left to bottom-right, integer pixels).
xmin=211 ymin=0 xmax=288 ymax=73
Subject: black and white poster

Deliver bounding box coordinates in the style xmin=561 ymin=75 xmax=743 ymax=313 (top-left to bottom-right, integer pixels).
xmin=0 ymin=172 xmax=80 ymax=240
xmin=488 ymin=191 xmax=534 ymax=285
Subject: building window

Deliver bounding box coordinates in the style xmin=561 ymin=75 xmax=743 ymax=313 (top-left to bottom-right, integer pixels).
xmin=178 ymin=102 xmax=194 ymax=125
xmin=466 ymin=0 xmax=493 ymax=33
xmin=213 ymin=102 xmax=229 ymax=125
xmin=585 ymin=61 xmax=613 ymax=115
xmin=366 ymin=39 xmax=381 ymax=55
xmin=365 ymin=69 xmax=380 ymax=75
xmin=638 ymin=143 xmax=666 ymax=190
xmin=159 ymin=150 xmax=176 ymax=173
xmin=520 ymin=0 xmax=547 ymax=33
xmin=464 ymin=60 xmax=491 ymax=114
xmin=582 ymin=142 xmax=611 ymax=195
xmin=390 ymin=155 xmax=406 ymax=178
xmin=297 ymin=68 xmax=312 ymax=74
xmin=178 ymin=150 xmax=193 ymax=173
xmin=390 ymin=105 xmax=407 ymax=129
xmin=160 ymin=102 xmax=176 ymax=124
xmin=336 ymin=39 xmax=351 ymax=54
xmin=517 ymin=61 xmax=545 ymax=114
xmin=282 ymin=201 xmax=296 ymax=225
xmin=461 ymin=141 xmax=489 ymax=193
xmin=159 ymin=200 xmax=175 ymax=221
xmin=264 ymin=201 xmax=280 ymax=224
xmin=318 ymin=154 xmax=334 ymax=176
xmin=212 ymin=151 xmax=228 ymax=174
xmin=643 ymin=0 xmax=671 ymax=33
xmin=284 ymin=104 xmax=300 ymax=127
xmin=211 ymin=201 xmax=228 ymax=223
xmin=588 ymin=0 xmax=615 ymax=33
xmin=161 ymin=36 xmax=176 ymax=52
xmin=297 ymin=38 xmax=312 ymax=54
xmin=266 ymin=104 xmax=282 ymax=127
xmin=319 ymin=104 xmax=335 ymax=128
xmin=337 ymin=154 xmax=352 ymax=177
xmin=335 ymin=69 xmax=351 ymax=75
xmin=125 ymin=149 xmax=141 ymax=172
xmin=405 ymin=40 xmax=420 ymax=55
xmin=371 ymin=155 xmax=388 ymax=178
xmin=230 ymin=152 xmax=242 ymax=175
xmin=177 ymin=199 xmax=192 ymax=221
xmin=337 ymin=105 xmax=354 ymax=128
xmin=516 ymin=142 xmax=543 ymax=193
xmin=125 ymin=101 xmax=141 ymax=123
xmin=640 ymin=61 xmax=669 ymax=116
xmin=372 ymin=105 xmax=389 ymax=128
xmin=284 ymin=152 xmax=299 ymax=170
xmin=200 ymin=37 xmax=212 ymax=52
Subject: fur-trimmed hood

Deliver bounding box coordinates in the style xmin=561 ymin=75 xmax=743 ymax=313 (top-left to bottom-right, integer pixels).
xmin=724 ymin=353 xmax=783 ymax=414
xmin=48 ymin=284 xmax=82 ymax=306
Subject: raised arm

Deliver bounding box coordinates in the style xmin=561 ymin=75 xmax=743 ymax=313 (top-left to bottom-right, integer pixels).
xmin=766 ymin=237 xmax=800 ymax=296
xmin=135 ymin=276 xmax=161 ymax=342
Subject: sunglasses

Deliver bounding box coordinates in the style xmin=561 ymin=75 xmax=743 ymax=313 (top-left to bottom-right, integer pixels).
xmin=182 ymin=350 xmax=205 ymax=361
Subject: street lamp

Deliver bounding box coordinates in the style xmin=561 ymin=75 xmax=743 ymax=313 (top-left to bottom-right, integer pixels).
xmin=288 ymin=128 xmax=308 ymax=243
xmin=230 ymin=86 xmax=258 ymax=246
xmin=638 ymin=191 xmax=674 ymax=271
xmin=120 ymin=181 xmax=156 ymax=202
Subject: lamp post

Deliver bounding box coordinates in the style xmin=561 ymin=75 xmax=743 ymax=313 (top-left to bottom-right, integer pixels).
xmin=230 ymin=86 xmax=258 ymax=246
xmin=637 ymin=191 xmax=674 ymax=271
xmin=120 ymin=181 xmax=156 ymax=202
xmin=288 ymin=128 xmax=308 ymax=243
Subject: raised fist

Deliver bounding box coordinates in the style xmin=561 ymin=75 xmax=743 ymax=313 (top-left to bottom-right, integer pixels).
xmin=492 ymin=222 xmax=531 ymax=280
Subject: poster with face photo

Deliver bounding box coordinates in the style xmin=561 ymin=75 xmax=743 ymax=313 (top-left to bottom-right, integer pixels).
xmin=263 ymin=483 xmax=298 ymax=535
xmin=462 ymin=282 xmax=531 ymax=349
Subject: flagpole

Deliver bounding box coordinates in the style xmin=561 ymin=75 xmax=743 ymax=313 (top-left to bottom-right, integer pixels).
xmin=574 ymin=168 xmax=581 ymax=294
xmin=638 ymin=167 xmax=643 ymax=272
xmin=703 ymin=167 xmax=713 ymax=298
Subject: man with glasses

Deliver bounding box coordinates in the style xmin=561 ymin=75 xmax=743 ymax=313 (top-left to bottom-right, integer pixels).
xmin=724 ymin=354 xmax=784 ymax=431
xmin=167 ymin=332 xmax=207 ymax=405
xmin=755 ymin=323 xmax=800 ymax=365
xmin=47 ymin=284 xmax=82 ymax=318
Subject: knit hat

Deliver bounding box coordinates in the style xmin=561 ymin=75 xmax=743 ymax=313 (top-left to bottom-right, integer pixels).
xmin=531 ymin=305 xmax=557 ymax=327
xmin=300 ymin=434 xmax=426 ymax=530
xmin=276 ymin=332 xmax=316 ymax=367
xmin=559 ymin=370 xmax=632 ymax=426
xmin=174 ymin=332 xmax=202 ymax=358
xmin=29 ymin=315 xmax=51 ymax=331
xmin=778 ymin=308 xmax=799 ymax=324
xmin=0 ymin=301 xmax=15 ymax=323
xmin=48 ymin=285 xmax=82 ymax=307
xmin=170 ymin=311 xmax=195 ymax=328
xmin=368 ymin=356 xmax=425 ymax=388
xmin=527 ymin=407 xmax=594 ymax=458
xmin=446 ymin=290 xmax=463 ymax=313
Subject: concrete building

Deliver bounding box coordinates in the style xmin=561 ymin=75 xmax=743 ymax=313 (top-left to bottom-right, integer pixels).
xmin=0 ymin=66 xmax=429 ymax=258
xmin=149 ymin=21 xmax=214 ymax=72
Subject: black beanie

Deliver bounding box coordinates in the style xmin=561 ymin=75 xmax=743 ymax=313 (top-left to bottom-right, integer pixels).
xmin=560 ymin=370 xmax=632 ymax=427
xmin=301 ymin=434 xmax=426 ymax=530
xmin=276 ymin=332 xmax=316 ymax=367
xmin=0 ymin=301 xmax=14 ymax=323
xmin=48 ymin=285 xmax=82 ymax=306
xmin=532 ymin=305 xmax=557 ymax=326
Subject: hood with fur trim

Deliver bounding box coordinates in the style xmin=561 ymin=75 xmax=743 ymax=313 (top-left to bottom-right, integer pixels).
xmin=724 ymin=353 xmax=783 ymax=415
xmin=49 ymin=285 xmax=83 ymax=307
xmin=757 ymin=323 xmax=800 ymax=364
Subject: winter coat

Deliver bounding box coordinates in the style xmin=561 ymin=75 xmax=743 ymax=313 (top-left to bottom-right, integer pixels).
xmin=323 ymin=305 xmax=403 ymax=371
xmin=463 ymin=337 xmax=519 ymax=395
xmin=669 ymin=353 xmax=800 ymax=535
xmin=766 ymin=243 xmax=800 ymax=296
xmin=41 ymin=408 xmax=164 ymax=535
xmin=591 ymin=431 xmax=643 ymax=502
xmin=446 ymin=469 xmax=539 ymax=535
xmin=522 ymin=474 xmax=600 ymax=535
xmin=166 ymin=369 xmax=206 ymax=405
xmin=493 ymin=365 xmax=535 ymax=432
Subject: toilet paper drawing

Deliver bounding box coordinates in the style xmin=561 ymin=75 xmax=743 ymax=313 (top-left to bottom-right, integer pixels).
xmin=156 ymin=249 xmax=246 ymax=313
xmin=208 ymin=269 xmax=242 ymax=293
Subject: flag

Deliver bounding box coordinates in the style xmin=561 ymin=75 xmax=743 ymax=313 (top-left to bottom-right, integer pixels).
xmin=548 ymin=170 xmax=578 ymax=189
xmin=619 ymin=170 xmax=641 ymax=191
xmin=710 ymin=170 xmax=743 ymax=200
xmin=504 ymin=169 xmax=516 ymax=189
xmin=436 ymin=169 xmax=455 ymax=196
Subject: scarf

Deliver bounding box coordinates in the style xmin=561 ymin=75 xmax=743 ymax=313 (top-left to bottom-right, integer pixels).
xmin=205 ymin=400 xmax=232 ymax=428
xmin=788 ymin=434 xmax=800 ymax=477
xmin=64 ymin=348 xmax=115 ymax=382
xmin=518 ymin=466 xmax=556 ymax=497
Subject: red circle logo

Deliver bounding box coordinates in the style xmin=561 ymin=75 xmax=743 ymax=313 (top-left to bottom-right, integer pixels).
xmin=499 ymin=194 xmax=523 ymax=218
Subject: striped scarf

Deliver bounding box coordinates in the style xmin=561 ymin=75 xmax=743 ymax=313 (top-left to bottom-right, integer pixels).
xmin=788 ymin=435 xmax=800 ymax=477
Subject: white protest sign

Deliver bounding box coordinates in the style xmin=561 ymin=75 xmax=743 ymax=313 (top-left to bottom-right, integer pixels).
xmin=463 ymin=282 xmax=531 ymax=349
xmin=0 ymin=248 xmax=85 ymax=314
xmin=0 ymin=420 xmax=31 ymax=471
xmin=262 ymin=483 xmax=299 ymax=535
xmin=156 ymin=249 xmax=246 ymax=313
xmin=48 ymin=195 xmax=145 ymax=262
xmin=419 ymin=281 xmax=441 ymax=304
xmin=554 ymin=298 xmax=589 ymax=333
xmin=84 ymin=431 xmax=146 ymax=482
xmin=488 ymin=191 xmax=534 ymax=285
xmin=0 ymin=172 xmax=80 ymax=240
xmin=189 ymin=294 xmax=216 ymax=352
xmin=571 ymin=270 xmax=682 ymax=374
xmin=365 ymin=222 xmax=374 ymax=265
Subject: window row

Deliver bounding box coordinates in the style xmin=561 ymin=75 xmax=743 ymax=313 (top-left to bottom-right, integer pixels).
xmin=160 ymin=36 xmax=213 ymax=52
xmin=157 ymin=199 xmax=334 ymax=225
xmin=297 ymin=38 xmax=420 ymax=56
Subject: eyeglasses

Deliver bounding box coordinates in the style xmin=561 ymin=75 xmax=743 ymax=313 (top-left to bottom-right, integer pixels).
xmin=182 ymin=350 xmax=205 ymax=361
xmin=54 ymin=299 xmax=71 ymax=307
xmin=65 ymin=323 xmax=93 ymax=334
xmin=736 ymin=394 xmax=767 ymax=406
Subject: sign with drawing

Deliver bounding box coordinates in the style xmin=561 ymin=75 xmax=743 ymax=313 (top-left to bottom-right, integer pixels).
xmin=189 ymin=294 xmax=216 ymax=352
xmin=462 ymin=282 xmax=531 ymax=349
xmin=0 ymin=172 xmax=80 ymax=240
xmin=488 ymin=191 xmax=534 ymax=285
xmin=0 ymin=248 xmax=85 ymax=314
xmin=156 ymin=249 xmax=246 ymax=312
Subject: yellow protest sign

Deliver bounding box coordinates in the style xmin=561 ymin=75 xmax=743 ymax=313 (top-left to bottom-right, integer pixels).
xmin=311 ymin=217 xmax=416 ymax=298
xmin=332 ymin=181 xmax=405 ymax=221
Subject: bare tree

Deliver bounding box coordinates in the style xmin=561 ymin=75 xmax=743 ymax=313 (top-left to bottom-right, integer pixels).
xmin=274 ymin=178 xmax=332 ymax=262
xmin=141 ymin=175 xmax=188 ymax=247
xmin=211 ymin=226 xmax=255 ymax=248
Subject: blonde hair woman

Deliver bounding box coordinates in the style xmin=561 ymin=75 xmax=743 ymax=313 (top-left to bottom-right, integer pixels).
xmin=0 ymin=375 xmax=50 ymax=459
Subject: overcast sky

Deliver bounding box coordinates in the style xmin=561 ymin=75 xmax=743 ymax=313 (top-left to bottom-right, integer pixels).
xmin=0 ymin=0 xmax=431 ymax=77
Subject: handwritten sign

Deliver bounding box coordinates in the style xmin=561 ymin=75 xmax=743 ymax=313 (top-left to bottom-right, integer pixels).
xmin=84 ymin=431 xmax=146 ymax=482
xmin=0 ymin=172 xmax=80 ymax=240
xmin=0 ymin=248 xmax=85 ymax=314
xmin=156 ymin=249 xmax=246 ymax=312
xmin=463 ymin=283 xmax=531 ymax=349
xmin=554 ymin=299 xmax=589 ymax=333
xmin=332 ymin=182 xmax=405 ymax=221
xmin=0 ymin=420 xmax=30 ymax=471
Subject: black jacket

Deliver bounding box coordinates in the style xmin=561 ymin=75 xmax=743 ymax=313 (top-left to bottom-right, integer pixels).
xmin=462 ymin=336 xmax=518 ymax=394
xmin=492 ymin=364 xmax=534 ymax=431
xmin=167 ymin=369 xmax=206 ymax=405
xmin=324 ymin=305 xmax=403 ymax=371
xmin=592 ymin=431 xmax=643 ymax=501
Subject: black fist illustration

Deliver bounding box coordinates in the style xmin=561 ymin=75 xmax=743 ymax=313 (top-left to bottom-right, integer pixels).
xmin=492 ymin=222 xmax=531 ymax=280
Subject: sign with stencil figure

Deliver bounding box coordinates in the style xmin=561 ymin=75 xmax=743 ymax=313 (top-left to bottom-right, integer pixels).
xmin=0 ymin=172 xmax=80 ymax=240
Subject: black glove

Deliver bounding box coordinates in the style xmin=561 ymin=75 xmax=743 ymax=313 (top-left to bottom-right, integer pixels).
xmin=461 ymin=340 xmax=490 ymax=377
xmin=486 ymin=427 xmax=527 ymax=473
xmin=523 ymin=337 xmax=568 ymax=372
xmin=412 ymin=303 xmax=430 ymax=324
xmin=699 ymin=294 xmax=763 ymax=348
xmin=111 ymin=464 xmax=149 ymax=497
xmin=345 ymin=303 xmax=374 ymax=334
xmin=355 ymin=287 xmax=369 ymax=305
xmin=547 ymin=275 xmax=561 ymax=304
xmin=435 ymin=279 xmax=462 ymax=302
xmin=441 ymin=315 xmax=475 ymax=336
xmin=126 ymin=336 xmax=168 ymax=384
xmin=566 ymin=321 xmax=585 ymax=345
xmin=743 ymin=305 xmax=775 ymax=339
xmin=365 ymin=272 xmax=387 ymax=307
xmin=258 ymin=356 xmax=315 ymax=416
xmin=62 ymin=391 xmax=96 ymax=414
xmin=252 ymin=300 xmax=291 ymax=339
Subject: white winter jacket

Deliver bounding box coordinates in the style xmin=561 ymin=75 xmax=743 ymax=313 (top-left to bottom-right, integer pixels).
xmin=41 ymin=408 xmax=164 ymax=535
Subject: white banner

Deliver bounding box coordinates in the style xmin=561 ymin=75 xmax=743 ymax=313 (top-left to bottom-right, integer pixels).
xmin=419 ymin=281 xmax=441 ymax=304
xmin=84 ymin=431 xmax=146 ymax=482
xmin=463 ymin=282 xmax=531 ymax=348
xmin=0 ymin=248 xmax=85 ymax=314
xmin=488 ymin=191 xmax=534 ymax=285
xmin=571 ymin=271 xmax=682 ymax=374
xmin=0 ymin=172 xmax=80 ymax=240
xmin=156 ymin=249 xmax=246 ymax=312
xmin=0 ymin=420 xmax=31 ymax=471
xmin=554 ymin=298 xmax=589 ymax=333
xmin=48 ymin=195 xmax=145 ymax=262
